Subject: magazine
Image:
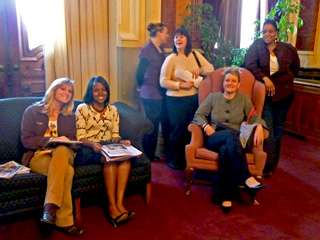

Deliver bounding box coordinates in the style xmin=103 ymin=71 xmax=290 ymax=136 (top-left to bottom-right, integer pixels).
xmin=0 ymin=161 xmax=31 ymax=179
xmin=101 ymin=144 xmax=142 ymax=162
xmin=44 ymin=139 xmax=82 ymax=148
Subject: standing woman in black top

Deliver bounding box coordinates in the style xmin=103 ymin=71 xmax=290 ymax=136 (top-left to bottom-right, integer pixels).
xmin=245 ymin=19 xmax=300 ymax=176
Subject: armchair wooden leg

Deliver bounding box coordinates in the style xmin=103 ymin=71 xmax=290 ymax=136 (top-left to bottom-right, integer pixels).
xmin=74 ymin=198 xmax=81 ymax=223
xmin=185 ymin=167 xmax=193 ymax=195
xmin=145 ymin=182 xmax=151 ymax=204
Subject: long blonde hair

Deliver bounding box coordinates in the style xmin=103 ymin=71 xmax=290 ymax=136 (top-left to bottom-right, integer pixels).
xmin=40 ymin=78 xmax=75 ymax=116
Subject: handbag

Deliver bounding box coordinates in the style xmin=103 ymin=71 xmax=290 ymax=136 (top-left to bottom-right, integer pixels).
xmin=192 ymin=50 xmax=206 ymax=80
xmin=214 ymin=121 xmax=240 ymax=135
xmin=239 ymin=107 xmax=258 ymax=150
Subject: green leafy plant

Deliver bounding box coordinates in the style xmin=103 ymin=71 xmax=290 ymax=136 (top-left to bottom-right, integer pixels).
xmin=181 ymin=1 xmax=303 ymax=68
xmin=254 ymin=0 xmax=303 ymax=42
xmin=181 ymin=3 xmax=234 ymax=68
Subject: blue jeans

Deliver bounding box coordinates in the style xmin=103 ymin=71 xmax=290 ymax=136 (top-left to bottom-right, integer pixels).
xmin=205 ymin=130 xmax=250 ymax=200
xmin=262 ymin=92 xmax=294 ymax=172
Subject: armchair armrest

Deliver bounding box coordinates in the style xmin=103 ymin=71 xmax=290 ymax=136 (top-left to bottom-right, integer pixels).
xmin=186 ymin=123 xmax=205 ymax=163
xmin=188 ymin=123 xmax=204 ymax=149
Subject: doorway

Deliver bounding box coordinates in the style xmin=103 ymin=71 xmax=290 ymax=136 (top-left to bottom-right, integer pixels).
xmin=0 ymin=0 xmax=45 ymax=99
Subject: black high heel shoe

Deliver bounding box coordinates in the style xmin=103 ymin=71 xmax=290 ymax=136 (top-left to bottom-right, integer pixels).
xmin=220 ymin=201 xmax=232 ymax=214
xmin=238 ymin=184 xmax=265 ymax=203
xmin=106 ymin=212 xmax=128 ymax=227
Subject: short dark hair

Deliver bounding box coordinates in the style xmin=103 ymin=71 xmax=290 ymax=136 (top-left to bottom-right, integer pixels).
xmin=83 ymin=76 xmax=110 ymax=105
xmin=172 ymin=28 xmax=192 ymax=56
xmin=263 ymin=19 xmax=278 ymax=31
xmin=148 ymin=23 xmax=167 ymax=37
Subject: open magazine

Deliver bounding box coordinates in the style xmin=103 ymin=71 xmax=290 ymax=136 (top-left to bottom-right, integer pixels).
xmin=101 ymin=144 xmax=142 ymax=162
xmin=44 ymin=139 xmax=82 ymax=148
xmin=0 ymin=161 xmax=30 ymax=179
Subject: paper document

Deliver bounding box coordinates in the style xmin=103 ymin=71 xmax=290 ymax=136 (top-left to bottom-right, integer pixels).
xmin=175 ymin=69 xmax=203 ymax=88
xmin=101 ymin=144 xmax=142 ymax=162
xmin=0 ymin=161 xmax=31 ymax=179
xmin=44 ymin=139 xmax=82 ymax=148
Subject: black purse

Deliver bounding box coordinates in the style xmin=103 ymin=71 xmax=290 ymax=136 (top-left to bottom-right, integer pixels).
xmin=214 ymin=121 xmax=240 ymax=135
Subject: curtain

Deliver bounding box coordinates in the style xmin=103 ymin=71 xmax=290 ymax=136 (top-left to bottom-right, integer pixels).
xmin=44 ymin=0 xmax=109 ymax=100
xmin=268 ymin=0 xmax=278 ymax=12
xmin=205 ymin=0 xmax=242 ymax=47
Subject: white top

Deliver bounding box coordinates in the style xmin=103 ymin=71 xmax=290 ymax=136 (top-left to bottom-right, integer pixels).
xmin=270 ymin=54 xmax=279 ymax=75
xmin=160 ymin=50 xmax=214 ymax=97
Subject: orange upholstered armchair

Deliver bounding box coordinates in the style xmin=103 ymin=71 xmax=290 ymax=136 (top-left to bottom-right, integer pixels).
xmin=185 ymin=67 xmax=269 ymax=195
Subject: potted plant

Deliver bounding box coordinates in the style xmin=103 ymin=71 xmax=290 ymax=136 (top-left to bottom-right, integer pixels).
xmin=181 ymin=1 xmax=303 ymax=68
xmin=181 ymin=3 xmax=234 ymax=68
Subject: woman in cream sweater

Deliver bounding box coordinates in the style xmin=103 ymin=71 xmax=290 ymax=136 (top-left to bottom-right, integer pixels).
xmin=160 ymin=28 xmax=213 ymax=170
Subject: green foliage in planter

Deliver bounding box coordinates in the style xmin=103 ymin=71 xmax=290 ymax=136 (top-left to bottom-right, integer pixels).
xmin=181 ymin=3 xmax=235 ymax=68
xmin=181 ymin=1 xmax=303 ymax=68
xmin=254 ymin=0 xmax=303 ymax=42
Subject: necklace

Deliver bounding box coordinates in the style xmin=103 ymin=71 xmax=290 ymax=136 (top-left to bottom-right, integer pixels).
xmin=91 ymin=104 xmax=107 ymax=120
xmin=91 ymin=104 xmax=106 ymax=112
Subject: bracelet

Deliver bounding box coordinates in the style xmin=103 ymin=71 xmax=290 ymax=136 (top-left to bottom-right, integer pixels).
xmin=204 ymin=124 xmax=210 ymax=132
xmin=202 ymin=123 xmax=208 ymax=129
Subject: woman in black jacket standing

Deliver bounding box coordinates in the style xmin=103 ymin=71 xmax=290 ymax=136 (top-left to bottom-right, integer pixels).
xmin=245 ymin=19 xmax=300 ymax=176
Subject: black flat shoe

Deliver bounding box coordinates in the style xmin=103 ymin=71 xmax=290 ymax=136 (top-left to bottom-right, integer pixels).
xmin=238 ymin=184 xmax=265 ymax=203
xmin=40 ymin=211 xmax=56 ymax=225
xmin=106 ymin=213 xmax=128 ymax=227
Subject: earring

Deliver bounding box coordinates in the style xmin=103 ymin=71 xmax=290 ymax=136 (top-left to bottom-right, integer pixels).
xmin=274 ymin=36 xmax=279 ymax=43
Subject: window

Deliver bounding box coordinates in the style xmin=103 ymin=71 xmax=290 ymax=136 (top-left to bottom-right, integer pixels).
xmin=16 ymin=0 xmax=46 ymax=50
xmin=240 ymin=0 xmax=268 ymax=48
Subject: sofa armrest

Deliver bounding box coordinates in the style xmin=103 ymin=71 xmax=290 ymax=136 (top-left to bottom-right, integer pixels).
xmin=113 ymin=102 xmax=153 ymax=153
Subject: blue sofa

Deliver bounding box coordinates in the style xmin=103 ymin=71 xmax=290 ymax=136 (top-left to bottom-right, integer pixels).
xmin=0 ymin=97 xmax=153 ymax=222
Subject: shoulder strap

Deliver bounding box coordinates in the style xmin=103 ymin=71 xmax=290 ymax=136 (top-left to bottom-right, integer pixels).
xmin=192 ymin=50 xmax=201 ymax=68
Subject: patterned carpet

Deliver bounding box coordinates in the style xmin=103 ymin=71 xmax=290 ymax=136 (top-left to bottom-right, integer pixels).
xmin=1 ymin=133 xmax=320 ymax=240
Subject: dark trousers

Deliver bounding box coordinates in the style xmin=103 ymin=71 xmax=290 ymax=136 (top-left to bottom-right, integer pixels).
xmin=166 ymin=94 xmax=198 ymax=169
xmin=262 ymin=93 xmax=294 ymax=172
xmin=142 ymin=98 xmax=170 ymax=160
xmin=205 ymin=130 xmax=250 ymax=200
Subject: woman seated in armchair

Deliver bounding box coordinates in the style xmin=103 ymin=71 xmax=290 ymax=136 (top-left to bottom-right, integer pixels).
xmin=192 ymin=66 xmax=268 ymax=214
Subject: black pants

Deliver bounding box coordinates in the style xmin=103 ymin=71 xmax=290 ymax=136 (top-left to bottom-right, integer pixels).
xmin=142 ymin=98 xmax=170 ymax=160
xmin=262 ymin=93 xmax=294 ymax=172
xmin=205 ymin=130 xmax=250 ymax=200
xmin=166 ymin=94 xmax=198 ymax=169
